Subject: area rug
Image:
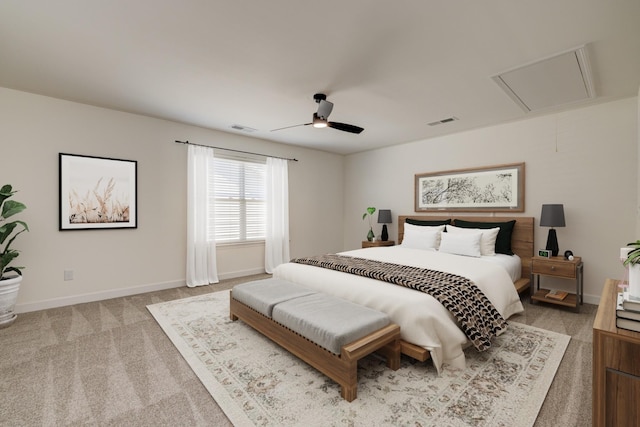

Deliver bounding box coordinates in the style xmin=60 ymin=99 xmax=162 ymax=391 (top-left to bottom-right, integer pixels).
xmin=147 ymin=291 xmax=570 ymax=427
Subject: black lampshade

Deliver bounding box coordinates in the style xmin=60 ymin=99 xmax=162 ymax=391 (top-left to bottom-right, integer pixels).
xmin=377 ymin=210 xmax=392 ymax=224
xmin=540 ymin=204 xmax=565 ymax=227
xmin=540 ymin=204 xmax=565 ymax=256
xmin=378 ymin=209 xmax=392 ymax=241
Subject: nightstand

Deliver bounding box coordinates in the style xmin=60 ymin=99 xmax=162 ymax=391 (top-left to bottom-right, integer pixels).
xmin=530 ymin=255 xmax=583 ymax=312
xmin=362 ymin=240 xmax=395 ymax=248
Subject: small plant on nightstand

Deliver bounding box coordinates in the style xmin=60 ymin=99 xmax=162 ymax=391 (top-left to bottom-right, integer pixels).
xmin=362 ymin=207 xmax=376 ymax=241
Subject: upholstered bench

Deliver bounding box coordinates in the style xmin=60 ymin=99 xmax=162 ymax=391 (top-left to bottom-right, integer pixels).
xmin=230 ymin=278 xmax=401 ymax=402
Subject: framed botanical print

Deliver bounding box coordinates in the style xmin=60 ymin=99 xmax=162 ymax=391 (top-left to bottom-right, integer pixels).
xmin=59 ymin=153 xmax=137 ymax=230
xmin=415 ymin=162 xmax=524 ymax=212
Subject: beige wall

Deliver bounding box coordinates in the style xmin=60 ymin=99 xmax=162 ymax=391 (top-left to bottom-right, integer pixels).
xmin=1 ymin=88 xmax=344 ymax=312
xmin=4 ymin=87 xmax=637 ymax=311
xmin=344 ymin=97 xmax=639 ymax=304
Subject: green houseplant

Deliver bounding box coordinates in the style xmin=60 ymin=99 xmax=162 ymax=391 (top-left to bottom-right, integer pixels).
xmin=624 ymin=240 xmax=640 ymax=299
xmin=623 ymin=240 xmax=640 ymax=266
xmin=0 ymin=184 xmax=29 ymax=328
xmin=362 ymin=207 xmax=376 ymax=242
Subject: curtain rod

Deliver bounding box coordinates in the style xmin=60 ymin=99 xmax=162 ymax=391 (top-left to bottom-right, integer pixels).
xmin=174 ymin=140 xmax=298 ymax=162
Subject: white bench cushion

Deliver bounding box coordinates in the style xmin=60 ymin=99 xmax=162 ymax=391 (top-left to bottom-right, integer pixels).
xmin=232 ymin=278 xmax=317 ymax=318
xmin=272 ymin=293 xmax=391 ymax=354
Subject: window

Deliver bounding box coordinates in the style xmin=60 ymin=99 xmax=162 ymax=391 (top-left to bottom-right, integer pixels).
xmin=211 ymin=155 xmax=266 ymax=243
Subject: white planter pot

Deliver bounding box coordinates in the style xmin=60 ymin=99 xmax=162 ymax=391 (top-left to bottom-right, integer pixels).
xmin=629 ymin=264 xmax=640 ymax=298
xmin=0 ymin=275 xmax=22 ymax=328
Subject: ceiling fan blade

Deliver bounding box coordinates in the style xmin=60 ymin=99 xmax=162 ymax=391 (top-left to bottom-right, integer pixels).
xmin=328 ymin=121 xmax=364 ymax=134
xmin=316 ymin=99 xmax=333 ymax=120
xmin=270 ymin=123 xmax=312 ymax=132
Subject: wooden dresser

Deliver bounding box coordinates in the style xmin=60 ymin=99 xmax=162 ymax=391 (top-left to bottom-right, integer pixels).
xmin=593 ymin=278 xmax=640 ymax=427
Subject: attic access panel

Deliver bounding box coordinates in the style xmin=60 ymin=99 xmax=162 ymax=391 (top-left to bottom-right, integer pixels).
xmin=492 ymin=46 xmax=595 ymax=112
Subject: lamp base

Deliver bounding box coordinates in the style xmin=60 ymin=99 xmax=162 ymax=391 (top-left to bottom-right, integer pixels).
xmin=381 ymin=224 xmax=389 ymax=241
xmin=546 ymin=228 xmax=559 ymax=257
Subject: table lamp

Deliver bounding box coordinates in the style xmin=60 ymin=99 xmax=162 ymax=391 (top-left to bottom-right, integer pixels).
xmin=378 ymin=209 xmax=392 ymax=241
xmin=540 ymin=204 xmax=565 ymax=256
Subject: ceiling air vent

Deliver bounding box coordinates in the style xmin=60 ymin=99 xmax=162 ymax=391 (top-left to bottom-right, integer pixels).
xmin=428 ymin=116 xmax=459 ymax=126
xmin=231 ymin=124 xmax=257 ymax=133
xmin=491 ymin=45 xmax=595 ymax=112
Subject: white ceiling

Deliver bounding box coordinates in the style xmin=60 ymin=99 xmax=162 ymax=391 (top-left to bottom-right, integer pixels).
xmin=1 ymin=1 xmax=639 ymax=155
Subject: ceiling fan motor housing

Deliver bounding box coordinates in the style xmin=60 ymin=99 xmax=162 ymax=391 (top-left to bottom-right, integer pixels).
xmin=313 ymin=93 xmax=327 ymax=103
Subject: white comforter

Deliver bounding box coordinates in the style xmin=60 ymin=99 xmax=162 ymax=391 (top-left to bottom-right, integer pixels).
xmin=273 ymin=246 xmax=524 ymax=372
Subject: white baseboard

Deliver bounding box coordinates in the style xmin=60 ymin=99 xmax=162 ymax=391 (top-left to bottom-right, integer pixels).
xmin=583 ymin=293 xmax=600 ymax=306
xmin=14 ymin=267 xmax=267 ymax=314
xmin=217 ymin=268 xmax=266 ymax=281
xmin=15 ymin=279 xmax=186 ymax=314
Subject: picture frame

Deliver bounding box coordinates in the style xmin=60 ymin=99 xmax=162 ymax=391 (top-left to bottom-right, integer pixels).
xmin=59 ymin=153 xmax=137 ymax=230
xmin=415 ymin=162 xmax=524 ymax=212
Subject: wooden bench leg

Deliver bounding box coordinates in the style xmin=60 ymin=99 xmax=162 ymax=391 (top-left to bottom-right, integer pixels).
xmin=341 ymin=385 xmax=357 ymax=402
xmin=377 ymin=339 xmax=401 ymax=371
xmin=340 ymin=359 xmax=358 ymax=402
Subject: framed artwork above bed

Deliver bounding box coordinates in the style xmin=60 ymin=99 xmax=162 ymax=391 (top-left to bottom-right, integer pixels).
xmin=415 ymin=162 xmax=524 ymax=212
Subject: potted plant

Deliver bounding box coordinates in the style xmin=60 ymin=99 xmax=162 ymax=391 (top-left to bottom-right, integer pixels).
xmin=362 ymin=207 xmax=376 ymax=242
xmin=0 ymin=184 xmax=28 ymax=328
xmin=623 ymin=241 xmax=640 ymax=298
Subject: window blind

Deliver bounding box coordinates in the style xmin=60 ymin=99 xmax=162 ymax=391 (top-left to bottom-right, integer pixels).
xmin=211 ymin=156 xmax=266 ymax=243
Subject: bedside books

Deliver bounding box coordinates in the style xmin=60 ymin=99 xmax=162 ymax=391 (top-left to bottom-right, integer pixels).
xmin=622 ymin=293 xmax=640 ymax=312
xmin=616 ymin=293 xmax=640 ymax=332
xmin=545 ymin=289 xmax=568 ymax=300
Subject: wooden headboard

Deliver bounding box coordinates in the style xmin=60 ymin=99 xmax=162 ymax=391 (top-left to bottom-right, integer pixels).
xmin=398 ymin=215 xmax=534 ymax=291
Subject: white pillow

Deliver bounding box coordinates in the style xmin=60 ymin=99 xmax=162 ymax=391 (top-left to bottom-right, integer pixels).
xmin=401 ymin=224 xmax=443 ymax=250
xmin=403 ymin=223 xmax=445 ymax=246
xmin=446 ymin=224 xmax=500 ymax=256
xmin=439 ymin=231 xmax=483 ymax=257
xmin=404 ymin=223 xmax=446 ymax=233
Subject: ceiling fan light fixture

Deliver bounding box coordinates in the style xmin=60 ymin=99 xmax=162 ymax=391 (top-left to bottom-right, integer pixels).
xmin=312 ymin=113 xmax=328 ymax=128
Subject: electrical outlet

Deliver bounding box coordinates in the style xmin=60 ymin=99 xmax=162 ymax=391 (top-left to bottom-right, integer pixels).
xmin=64 ymin=270 xmax=74 ymax=281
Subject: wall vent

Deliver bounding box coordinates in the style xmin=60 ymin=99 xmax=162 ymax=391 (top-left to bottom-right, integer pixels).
xmin=428 ymin=116 xmax=459 ymax=126
xmin=491 ymin=45 xmax=595 ymax=112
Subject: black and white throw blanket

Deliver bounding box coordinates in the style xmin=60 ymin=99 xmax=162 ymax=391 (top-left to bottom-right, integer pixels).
xmin=291 ymin=254 xmax=507 ymax=351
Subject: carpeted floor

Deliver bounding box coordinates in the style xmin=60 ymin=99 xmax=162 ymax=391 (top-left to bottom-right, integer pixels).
xmin=0 ymin=274 xmax=595 ymax=426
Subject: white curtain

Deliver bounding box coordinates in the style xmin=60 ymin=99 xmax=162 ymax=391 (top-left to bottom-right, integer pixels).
xmin=186 ymin=145 xmax=219 ymax=287
xmin=265 ymin=157 xmax=290 ymax=273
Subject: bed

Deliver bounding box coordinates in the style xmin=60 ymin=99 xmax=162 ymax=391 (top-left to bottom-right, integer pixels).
xmin=272 ymin=215 xmax=534 ymax=372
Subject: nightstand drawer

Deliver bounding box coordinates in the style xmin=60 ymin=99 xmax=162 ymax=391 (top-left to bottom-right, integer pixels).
xmin=531 ymin=259 xmax=577 ymax=278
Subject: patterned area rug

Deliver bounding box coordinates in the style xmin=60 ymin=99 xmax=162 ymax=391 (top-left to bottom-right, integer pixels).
xmin=147 ymin=291 xmax=569 ymax=427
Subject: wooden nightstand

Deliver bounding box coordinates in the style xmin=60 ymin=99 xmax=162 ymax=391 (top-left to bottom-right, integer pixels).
xmin=362 ymin=240 xmax=395 ymax=248
xmin=530 ymin=255 xmax=583 ymax=311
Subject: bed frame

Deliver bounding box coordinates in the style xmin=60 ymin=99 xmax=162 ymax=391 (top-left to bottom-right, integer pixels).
xmin=396 ymin=215 xmax=534 ymax=361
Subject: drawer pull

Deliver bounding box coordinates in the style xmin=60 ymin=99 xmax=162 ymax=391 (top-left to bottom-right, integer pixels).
xmin=551 ymin=266 xmax=556 ymax=271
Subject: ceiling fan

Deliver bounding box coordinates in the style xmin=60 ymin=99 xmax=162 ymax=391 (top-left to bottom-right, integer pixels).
xmin=271 ymin=93 xmax=364 ymax=134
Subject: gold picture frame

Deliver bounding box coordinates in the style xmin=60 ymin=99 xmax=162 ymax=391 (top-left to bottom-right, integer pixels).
xmin=415 ymin=162 xmax=524 ymax=212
